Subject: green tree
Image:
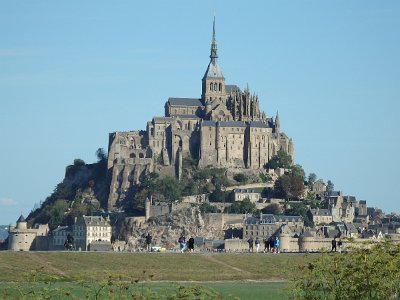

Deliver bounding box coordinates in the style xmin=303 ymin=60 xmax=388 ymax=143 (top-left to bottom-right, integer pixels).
xmin=291 ymin=241 xmax=400 ymax=299
xmin=265 ymin=150 xmax=292 ymax=169
xmin=285 ymin=202 xmax=314 ymax=227
xmin=326 ymin=180 xmax=335 ymax=194
xmin=233 ymin=173 xmax=248 ymax=183
xmin=307 ymin=173 xmax=317 ymax=186
xmin=95 ymin=148 xmax=107 ymax=162
xmin=209 ymin=185 xmax=229 ymax=202
xmin=290 ymin=164 xmax=305 ymax=180
xmin=156 ymin=177 xmax=182 ymax=202
xmin=224 ymin=198 xmax=258 ymax=214
xmin=262 ymin=203 xmax=282 ymax=215
xmin=274 ymin=174 xmax=305 ymax=200
xmin=259 ymin=172 xmax=271 ymax=183
xmin=199 ymin=202 xmax=218 ymax=213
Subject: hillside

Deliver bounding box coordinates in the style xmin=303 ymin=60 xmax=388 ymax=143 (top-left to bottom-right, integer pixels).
xmin=0 ymin=226 xmax=8 ymax=240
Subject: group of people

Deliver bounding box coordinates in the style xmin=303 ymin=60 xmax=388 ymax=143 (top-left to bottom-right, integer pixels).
xmin=247 ymin=236 xmax=280 ymax=253
xmin=331 ymin=237 xmax=343 ymax=253
xmin=178 ymin=235 xmax=195 ymax=253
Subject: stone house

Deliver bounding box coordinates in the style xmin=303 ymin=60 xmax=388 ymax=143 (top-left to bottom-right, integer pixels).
xmin=308 ymin=209 xmax=333 ymax=225
xmin=231 ymin=188 xmax=260 ymax=203
xmin=49 ymin=225 xmax=72 ymax=250
xmin=243 ymin=214 xmax=303 ymax=241
xmin=73 ymin=215 xmax=112 ymax=251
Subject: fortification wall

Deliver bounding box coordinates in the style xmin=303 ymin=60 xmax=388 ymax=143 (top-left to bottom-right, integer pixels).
xmin=224 ymin=238 xmax=248 ymax=251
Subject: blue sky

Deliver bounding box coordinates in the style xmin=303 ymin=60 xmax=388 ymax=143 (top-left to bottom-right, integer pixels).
xmin=1 ymin=1 xmax=399 ymax=224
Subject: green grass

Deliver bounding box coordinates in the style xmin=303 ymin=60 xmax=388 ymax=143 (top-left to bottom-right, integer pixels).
xmin=0 ymin=282 xmax=290 ymax=300
xmin=0 ymin=252 xmax=316 ymax=299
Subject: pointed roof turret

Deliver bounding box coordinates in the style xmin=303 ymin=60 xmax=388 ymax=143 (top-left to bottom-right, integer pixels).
xmin=17 ymin=215 xmax=26 ymax=223
xmin=203 ymin=16 xmax=224 ymax=80
xmin=275 ymin=111 xmax=280 ymax=128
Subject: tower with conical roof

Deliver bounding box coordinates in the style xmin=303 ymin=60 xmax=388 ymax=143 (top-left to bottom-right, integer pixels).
xmin=201 ymin=16 xmax=226 ymax=103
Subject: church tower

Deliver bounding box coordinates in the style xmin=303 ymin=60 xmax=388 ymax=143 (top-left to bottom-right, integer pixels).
xmin=201 ymin=17 xmax=226 ymax=103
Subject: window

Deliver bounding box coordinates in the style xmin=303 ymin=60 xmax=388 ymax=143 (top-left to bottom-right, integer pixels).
xmin=210 ymin=83 xmax=213 ymax=91
xmin=214 ymin=83 xmax=217 ymax=91
xmin=219 ymin=83 xmax=222 ymax=91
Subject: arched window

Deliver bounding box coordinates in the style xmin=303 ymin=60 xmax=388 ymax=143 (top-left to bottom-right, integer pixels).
xmin=219 ymin=83 xmax=222 ymax=91
xmin=210 ymin=83 xmax=213 ymax=91
xmin=214 ymin=83 xmax=217 ymax=91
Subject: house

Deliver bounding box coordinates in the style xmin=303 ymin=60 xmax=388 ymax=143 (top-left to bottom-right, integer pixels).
xmin=73 ymin=215 xmax=112 ymax=251
xmin=232 ymin=189 xmax=260 ymax=203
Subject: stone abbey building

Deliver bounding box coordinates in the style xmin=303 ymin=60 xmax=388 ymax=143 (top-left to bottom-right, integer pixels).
xmin=107 ymin=18 xmax=294 ymax=209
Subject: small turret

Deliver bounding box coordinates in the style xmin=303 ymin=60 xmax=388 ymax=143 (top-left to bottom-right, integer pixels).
xmin=16 ymin=215 xmax=27 ymax=230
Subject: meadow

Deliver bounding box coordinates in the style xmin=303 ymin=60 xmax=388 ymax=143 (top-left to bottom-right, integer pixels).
xmin=0 ymin=251 xmax=317 ymax=299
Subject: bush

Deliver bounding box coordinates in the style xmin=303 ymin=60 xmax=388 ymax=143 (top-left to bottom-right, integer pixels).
xmin=291 ymin=241 xmax=400 ymax=299
xmin=233 ymin=173 xmax=248 ymax=183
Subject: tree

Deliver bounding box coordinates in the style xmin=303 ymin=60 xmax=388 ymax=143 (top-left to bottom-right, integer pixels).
xmin=73 ymin=158 xmax=85 ymax=166
xmin=95 ymin=148 xmax=107 ymax=162
xmin=274 ymin=174 xmax=305 ymax=200
xmin=156 ymin=177 xmax=182 ymax=202
xmin=209 ymin=185 xmax=229 ymax=202
xmin=284 ymin=203 xmax=314 ymax=227
xmin=233 ymin=173 xmax=248 ymax=183
xmin=326 ymin=180 xmax=334 ymax=194
xmin=224 ymin=198 xmax=258 ymax=214
xmin=262 ymin=203 xmax=282 ymax=215
xmin=290 ymin=164 xmax=305 ymax=181
xmin=307 ymin=173 xmax=317 ymax=186
xmin=199 ymin=203 xmax=218 ymax=213
xmin=265 ymin=150 xmax=292 ymax=169
xmin=259 ymin=172 xmax=271 ymax=183
xmin=291 ymin=241 xmax=400 ymax=299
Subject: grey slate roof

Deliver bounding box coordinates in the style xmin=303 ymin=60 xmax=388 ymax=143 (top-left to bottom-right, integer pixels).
xmin=17 ymin=215 xmax=26 ymax=223
xmin=175 ymin=115 xmax=200 ymax=119
xmin=168 ymin=98 xmax=202 ymax=107
xmin=217 ymin=121 xmax=247 ymax=128
xmin=153 ymin=117 xmax=175 ymax=123
xmin=225 ymin=85 xmax=241 ymax=93
xmin=203 ymin=60 xmax=224 ymax=79
xmin=249 ymin=121 xmax=270 ymax=128
xmin=359 ymin=200 xmax=367 ymax=205
xmin=310 ymin=209 xmax=331 ymax=216
xmin=202 ymin=120 xmax=216 ymax=127
xmin=82 ymin=216 xmax=110 ymax=226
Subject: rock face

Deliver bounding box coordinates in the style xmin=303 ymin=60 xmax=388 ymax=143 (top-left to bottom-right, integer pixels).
xmin=120 ymin=206 xmax=225 ymax=251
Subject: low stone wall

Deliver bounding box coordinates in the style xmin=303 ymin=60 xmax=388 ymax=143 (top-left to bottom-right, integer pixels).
xmin=181 ymin=194 xmax=208 ymax=203
xmin=224 ymin=238 xmax=248 ymax=252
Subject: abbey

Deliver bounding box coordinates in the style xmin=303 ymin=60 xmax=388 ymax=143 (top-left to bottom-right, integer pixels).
xmin=107 ymin=18 xmax=294 ymax=209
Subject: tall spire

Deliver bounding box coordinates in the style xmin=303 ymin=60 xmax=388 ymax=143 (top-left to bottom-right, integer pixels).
xmin=210 ymin=15 xmax=218 ymax=62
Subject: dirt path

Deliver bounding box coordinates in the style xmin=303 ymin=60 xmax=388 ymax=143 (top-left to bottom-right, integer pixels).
xmin=29 ymin=253 xmax=69 ymax=277
xmin=203 ymin=254 xmax=253 ymax=275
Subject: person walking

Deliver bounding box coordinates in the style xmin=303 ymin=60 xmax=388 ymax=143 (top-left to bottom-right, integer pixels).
xmin=255 ymin=237 xmax=260 ymax=253
xmin=145 ymin=233 xmax=152 ymax=252
xmin=274 ymin=237 xmax=280 ymax=253
xmin=188 ymin=236 xmax=195 ymax=252
xmin=247 ymin=236 xmax=254 ymax=253
xmin=331 ymin=237 xmax=337 ymax=252
xmin=178 ymin=234 xmax=186 ymax=253
xmin=337 ymin=239 xmax=343 ymax=253
xmin=263 ymin=237 xmax=269 ymax=253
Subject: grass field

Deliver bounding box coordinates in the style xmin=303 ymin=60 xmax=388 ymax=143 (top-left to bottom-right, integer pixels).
xmin=0 ymin=251 xmax=316 ymax=299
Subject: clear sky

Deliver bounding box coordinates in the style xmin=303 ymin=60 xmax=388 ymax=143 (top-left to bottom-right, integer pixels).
xmin=1 ymin=1 xmax=399 ymax=225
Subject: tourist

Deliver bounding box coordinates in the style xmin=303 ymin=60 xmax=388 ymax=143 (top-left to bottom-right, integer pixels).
xmin=263 ymin=237 xmax=269 ymax=253
xmin=270 ymin=236 xmax=275 ymax=253
xmin=338 ymin=239 xmax=343 ymax=253
xmin=331 ymin=237 xmax=337 ymax=252
xmin=247 ymin=236 xmax=254 ymax=253
xmin=274 ymin=237 xmax=280 ymax=253
xmin=188 ymin=236 xmax=195 ymax=252
xmin=178 ymin=235 xmax=186 ymax=253
xmin=255 ymin=237 xmax=260 ymax=253
xmin=145 ymin=233 xmax=152 ymax=252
